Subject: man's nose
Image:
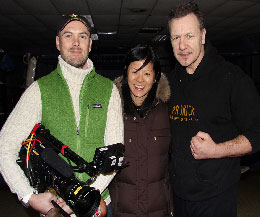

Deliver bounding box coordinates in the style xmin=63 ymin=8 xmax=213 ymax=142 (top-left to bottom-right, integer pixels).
xmin=72 ymin=37 xmax=80 ymax=46
xmin=179 ymin=37 xmax=187 ymax=50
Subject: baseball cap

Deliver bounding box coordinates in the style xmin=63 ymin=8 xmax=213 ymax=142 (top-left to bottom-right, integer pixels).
xmin=57 ymin=14 xmax=92 ymax=35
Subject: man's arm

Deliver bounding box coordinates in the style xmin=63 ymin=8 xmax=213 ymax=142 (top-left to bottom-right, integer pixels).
xmin=90 ymin=84 xmax=123 ymax=197
xmin=0 ymin=82 xmax=58 ymax=214
xmin=191 ymin=68 xmax=260 ymax=160
xmin=104 ymin=84 xmax=124 ymax=146
xmin=190 ymin=132 xmax=252 ymax=159
xmin=0 ymin=82 xmax=42 ymax=198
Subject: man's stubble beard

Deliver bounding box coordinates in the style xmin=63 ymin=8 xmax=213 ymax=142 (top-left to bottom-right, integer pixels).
xmin=61 ymin=49 xmax=88 ymax=69
xmin=66 ymin=57 xmax=88 ymax=69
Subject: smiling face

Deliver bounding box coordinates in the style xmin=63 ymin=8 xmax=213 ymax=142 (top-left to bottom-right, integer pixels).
xmin=56 ymin=20 xmax=92 ymax=69
xmin=169 ymin=13 xmax=206 ymax=74
xmin=127 ymin=60 xmax=155 ymax=106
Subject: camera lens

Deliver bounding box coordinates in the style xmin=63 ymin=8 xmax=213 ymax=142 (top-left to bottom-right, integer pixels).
xmin=64 ymin=182 xmax=101 ymax=217
xmin=74 ymin=187 xmax=101 ymax=217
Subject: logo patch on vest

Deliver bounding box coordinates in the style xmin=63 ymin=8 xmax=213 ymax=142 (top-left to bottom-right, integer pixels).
xmin=93 ymin=104 xmax=102 ymax=108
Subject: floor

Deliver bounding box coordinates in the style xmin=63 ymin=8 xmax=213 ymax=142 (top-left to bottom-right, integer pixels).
xmin=237 ymin=168 xmax=260 ymax=217
xmin=0 ymin=168 xmax=260 ymax=217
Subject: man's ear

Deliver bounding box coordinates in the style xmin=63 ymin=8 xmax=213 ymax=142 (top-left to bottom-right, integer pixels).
xmin=89 ymin=38 xmax=92 ymax=52
xmin=201 ymin=28 xmax=206 ymax=45
xmin=56 ymin=36 xmax=60 ymax=51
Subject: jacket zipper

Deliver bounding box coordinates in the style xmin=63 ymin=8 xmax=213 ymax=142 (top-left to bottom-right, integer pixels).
xmin=76 ymin=77 xmax=89 ymax=181
xmin=77 ymin=76 xmax=90 ymax=151
xmin=84 ymin=104 xmax=90 ymax=138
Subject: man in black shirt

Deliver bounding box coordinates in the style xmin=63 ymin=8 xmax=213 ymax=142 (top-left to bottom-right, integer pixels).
xmin=168 ymin=3 xmax=260 ymax=217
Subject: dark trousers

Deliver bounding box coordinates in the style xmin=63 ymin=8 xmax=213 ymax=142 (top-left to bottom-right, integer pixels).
xmin=173 ymin=185 xmax=237 ymax=217
xmin=106 ymin=203 xmax=113 ymax=217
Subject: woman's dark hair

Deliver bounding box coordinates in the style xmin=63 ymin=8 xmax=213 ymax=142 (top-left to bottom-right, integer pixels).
xmin=122 ymin=44 xmax=161 ymax=118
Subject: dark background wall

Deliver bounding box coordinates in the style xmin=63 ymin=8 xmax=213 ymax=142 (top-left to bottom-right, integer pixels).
xmin=1 ymin=33 xmax=260 ymax=168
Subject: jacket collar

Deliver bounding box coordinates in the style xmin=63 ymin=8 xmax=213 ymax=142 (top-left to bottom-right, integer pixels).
xmin=114 ymin=73 xmax=171 ymax=103
xmin=114 ymin=73 xmax=171 ymax=118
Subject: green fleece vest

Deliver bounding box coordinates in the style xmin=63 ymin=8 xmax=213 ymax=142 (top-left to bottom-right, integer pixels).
xmin=37 ymin=64 xmax=113 ymax=199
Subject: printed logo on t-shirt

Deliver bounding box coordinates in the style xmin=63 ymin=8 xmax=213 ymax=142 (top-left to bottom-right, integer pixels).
xmin=169 ymin=104 xmax=198 ymax=122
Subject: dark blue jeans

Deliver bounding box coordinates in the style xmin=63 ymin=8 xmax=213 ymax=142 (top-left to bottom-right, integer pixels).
xmin=106 ymin=203 xmax=112 ymax=217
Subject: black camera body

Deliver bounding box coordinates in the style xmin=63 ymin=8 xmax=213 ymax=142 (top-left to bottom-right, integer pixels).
xmin=17 ymin=124 xmax=125 ymax=217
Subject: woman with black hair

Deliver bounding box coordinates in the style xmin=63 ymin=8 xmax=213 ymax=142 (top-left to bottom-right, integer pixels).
xmin=109 ymin=44 xmax=174 ymax=217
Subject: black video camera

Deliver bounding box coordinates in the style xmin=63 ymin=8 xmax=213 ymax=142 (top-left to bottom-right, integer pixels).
xmin=17 ymin=124 xmax=125 ymax=217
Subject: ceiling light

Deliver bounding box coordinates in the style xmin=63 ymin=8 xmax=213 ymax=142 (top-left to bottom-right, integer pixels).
xmin=98 ymin=31 xmax=117 ymax=35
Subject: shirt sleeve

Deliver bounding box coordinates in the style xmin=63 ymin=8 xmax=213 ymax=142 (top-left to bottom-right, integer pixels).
xmin=230 ymin=69 xmax=260 ymax=153
xmin=0 ymin=81 xmax=42 ymax=199
xmin=90 ymin=84 xmax=124 ymax=193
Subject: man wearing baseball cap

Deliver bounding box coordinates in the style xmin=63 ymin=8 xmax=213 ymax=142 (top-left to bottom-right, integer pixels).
xmin=0 ymin=14 xmax=123 ymax=217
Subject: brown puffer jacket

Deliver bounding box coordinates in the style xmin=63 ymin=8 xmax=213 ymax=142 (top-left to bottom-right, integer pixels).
xmin=109 ymin=74 xmax=174 ymax=217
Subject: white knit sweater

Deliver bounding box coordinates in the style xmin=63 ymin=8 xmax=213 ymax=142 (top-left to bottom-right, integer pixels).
xmin=0 ymin=56 xmax=124 ymax=205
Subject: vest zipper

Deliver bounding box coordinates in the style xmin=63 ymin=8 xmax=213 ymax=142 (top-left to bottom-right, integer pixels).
xmin=84 ymin=104 xmax=90 ymax=137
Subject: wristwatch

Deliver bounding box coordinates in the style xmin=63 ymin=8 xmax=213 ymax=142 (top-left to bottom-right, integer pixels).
xmin=20 ymin=199 xmax=30 ymax=208
xmin=19 ymin=192 xmax=33 ymax=208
